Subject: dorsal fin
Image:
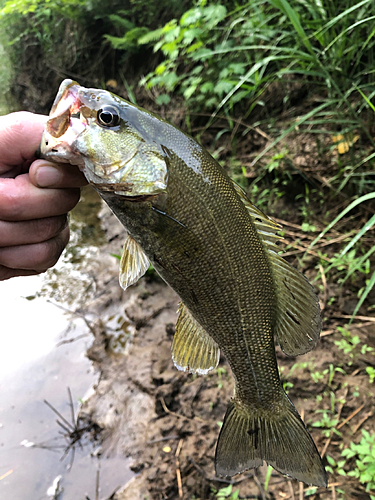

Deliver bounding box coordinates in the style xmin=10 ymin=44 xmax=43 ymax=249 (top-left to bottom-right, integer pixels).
xmin=232 ymin=182 xmax=282 ymax=251
xmin=270 ymin=252 xmax=321 ymax=355
xmin=119 ymin=234 xmax=149 ymax=291
xmin=233 ymin=181 xmax=321 ymax=355
xmin=172 ymin=303 xmax=220 ymax=375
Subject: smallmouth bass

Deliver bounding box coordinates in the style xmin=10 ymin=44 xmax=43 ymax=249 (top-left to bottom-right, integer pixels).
xmin=40 ymin=80 xmax=327 ymax=487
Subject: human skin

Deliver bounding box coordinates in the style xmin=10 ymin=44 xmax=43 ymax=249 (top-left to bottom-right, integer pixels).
xmin=0 ymin=111 xmax=87 ymax=280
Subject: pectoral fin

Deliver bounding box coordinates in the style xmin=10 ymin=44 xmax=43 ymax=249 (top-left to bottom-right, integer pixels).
xmin=119 ymin=234 xmax=149 ymax=291
xmin=172 ymin=303 xmax=220 ymax=375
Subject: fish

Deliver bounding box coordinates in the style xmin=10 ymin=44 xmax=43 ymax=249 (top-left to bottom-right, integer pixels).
xmin=40 ymin=79 xmax=327 ymax=487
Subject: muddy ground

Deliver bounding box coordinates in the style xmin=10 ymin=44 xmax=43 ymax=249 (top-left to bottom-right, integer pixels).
xmin=72 ymin=197 xmax=375 ymax=500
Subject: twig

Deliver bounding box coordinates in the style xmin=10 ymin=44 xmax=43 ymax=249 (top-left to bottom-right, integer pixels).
xmin=147 ymin=435 xmax=180 ymax=444
xmin=56 ymin=333 xmax=90 ymax=346
xmin=331 ymin=484 xmax=336 ymax=500
xmin=287 ymin=480 xmax=295 ymax=500
xmin=175 ymin=439 xmax=183 ymax=457
xmin=44 ymin=400 xmax=75 ymax=432
xmin=253 ymin=470 xmax=267 ymax=500
xmin=279 ymin=228 xmax=316 ymax=241
xmin=282 ymin=243 xmax=330 ymax=261
xmin=312 ymin=233 xmax=353 ymax=249
xmin=274 ymin=218 xmax=309 ymax=231
xmin=68 ymin=388 xmax=75 ymax=432
xmin=159 ymin=397 xmax=205 ymax=422
xmin=282 ymin=231 xmax=352 ymax=257
xmin=352 ymin=411 xmax=373 ymax=434
xmin=321 ymin=329 xmax=335 ymax=337
xmin=281 ymin=483 xmax=336 ymax=500
xmin=96 ymin=470 xmax=100 ymax=500
xmin=159 ymin=397 xmax=184 ymax=420
xmin=327 ymin=482 xmax=344 ymax=487
xmin=299 ymin=481 xmax=304 ymax=500
xmin=47 ymin=299 xmax=96 ymax=335
xmin=332 ymin=315 xmax=375 ymax=323
xmin=337 ymin=404 xmax=365 ymax=430
xmin=175 ymin=439 xmax=183 ymax=498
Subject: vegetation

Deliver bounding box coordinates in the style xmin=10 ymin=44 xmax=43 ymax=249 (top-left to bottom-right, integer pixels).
xmin=0 ymin=1 xmax=374 ymax=498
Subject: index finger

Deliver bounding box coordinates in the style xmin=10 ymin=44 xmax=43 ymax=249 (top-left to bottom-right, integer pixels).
xmin=0 ymin=112 xmax=47 ymax=174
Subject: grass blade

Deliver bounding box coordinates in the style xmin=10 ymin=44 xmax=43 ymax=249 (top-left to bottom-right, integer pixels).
xmin=309 ymin=193 xmax=375 ymax=249
xmin=340 ymin=214 xmax=375 ymax=256
xmin=351 ymin=269 xmax=375 ymax=321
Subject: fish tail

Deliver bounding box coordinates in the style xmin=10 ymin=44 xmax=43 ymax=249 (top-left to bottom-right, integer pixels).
xmin=215 ymin=396 xmax=327 ymax=487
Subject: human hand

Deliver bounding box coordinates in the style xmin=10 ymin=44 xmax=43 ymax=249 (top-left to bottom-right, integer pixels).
xmin=0 ymin=111 xmax=87 ymax=281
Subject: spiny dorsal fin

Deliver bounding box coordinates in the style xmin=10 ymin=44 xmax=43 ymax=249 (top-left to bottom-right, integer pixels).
xmin=233 ymin=181 xmax=321 ymax=356
xmin=119 ymin=234 xmax=149 ymax=291
xmin=172 ymin=303 xmax=220 ymax=375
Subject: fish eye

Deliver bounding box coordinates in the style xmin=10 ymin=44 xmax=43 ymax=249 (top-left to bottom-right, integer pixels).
xmin=97 ymin=106 xmax=121 ymax=127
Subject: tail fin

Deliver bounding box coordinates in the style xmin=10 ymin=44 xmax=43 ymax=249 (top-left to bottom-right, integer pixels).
xmin=215 ymin=397 xmax=327 ymax=487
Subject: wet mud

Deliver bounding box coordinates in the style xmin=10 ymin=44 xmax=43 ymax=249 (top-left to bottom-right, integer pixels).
xmin=76 ymin=197 xmax=375 ymax=500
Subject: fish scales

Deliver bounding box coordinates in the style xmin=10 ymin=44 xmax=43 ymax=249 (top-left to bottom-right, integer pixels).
xmin=101 ymin=145 xmax=279 ymax=406
xmin=40 ymin=79 xmax=327 ymax=487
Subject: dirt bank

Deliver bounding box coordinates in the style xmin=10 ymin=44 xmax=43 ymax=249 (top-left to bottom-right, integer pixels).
xmin=77 ymin=201 xmax=375 ymax=500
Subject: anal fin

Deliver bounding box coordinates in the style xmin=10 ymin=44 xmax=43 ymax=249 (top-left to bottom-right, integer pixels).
xmin=172 ymin=303 xmax=220 ymax=375
xmin=119 ymin=234 xmax=149 ymax=291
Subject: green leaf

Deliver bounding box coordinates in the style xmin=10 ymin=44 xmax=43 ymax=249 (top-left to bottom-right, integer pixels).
xmin=155 ymin=94 xmax=171 ymax=106
xmin=138 ymin=27 xmax=165 ymax=45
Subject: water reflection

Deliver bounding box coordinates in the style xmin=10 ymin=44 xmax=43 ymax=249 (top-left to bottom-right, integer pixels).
xmin=0 ymin=187 xmax=132 ymax=499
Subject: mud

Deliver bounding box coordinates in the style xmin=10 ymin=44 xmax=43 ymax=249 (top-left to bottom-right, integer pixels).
xmin=74 ymin=198 xmax=375 ymax=500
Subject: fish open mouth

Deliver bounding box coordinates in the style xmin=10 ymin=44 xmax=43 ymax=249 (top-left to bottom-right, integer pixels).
xmin=46 ymin=80 xmax=87 ymax=139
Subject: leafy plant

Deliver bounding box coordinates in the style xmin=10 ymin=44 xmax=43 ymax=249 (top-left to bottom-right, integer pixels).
xmin=216 ymin=366 xmax=228 ymax=389
xmin=341 ymin=430 xmax=375 ymax=493
xmin=139 ymin=0 xmax=375 ymax=132
xmin=103 ymin=0 xmax=186 ymax=56
xmin=312 ymin=410 xmax=341 ymax=438
xmin=334 ymin=326 xmax=373 ymax=361
xmin=212 ymin=484 xmax=240 ymax=499
xmin=326 ymin=455 xmax=347 ymax=476
xmin=367 ymin=366 xmax=375 ymax=384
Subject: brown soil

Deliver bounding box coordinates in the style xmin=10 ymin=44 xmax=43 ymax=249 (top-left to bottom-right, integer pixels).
xmin=76 ymin=200 xmax=375 ymax=500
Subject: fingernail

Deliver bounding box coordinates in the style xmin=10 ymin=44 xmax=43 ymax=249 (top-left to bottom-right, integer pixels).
xmin=35 ymin=165 xmax=62 ymax=187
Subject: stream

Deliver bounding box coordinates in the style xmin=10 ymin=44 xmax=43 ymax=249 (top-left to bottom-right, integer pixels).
xmin=0 ymin=188 xmax=132 ymax=500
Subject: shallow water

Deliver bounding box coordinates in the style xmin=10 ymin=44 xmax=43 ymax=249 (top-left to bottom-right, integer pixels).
xmin=0 ymin=188 xmax=132 ymax=499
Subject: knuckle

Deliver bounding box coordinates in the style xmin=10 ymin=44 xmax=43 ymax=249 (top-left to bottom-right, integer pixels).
xmin=31 ymin=215 xmax=68 ymax=242
xmin=0 ymin=188 xmax=21 ymax=220
xmin=64 ymin=188 xmax=81 ymax=210
xmin=43 ymin=227 xmax=70 ymax=268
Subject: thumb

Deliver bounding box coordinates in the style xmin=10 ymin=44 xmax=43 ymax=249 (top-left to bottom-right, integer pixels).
xmin=29 ymin=160 xmax=88 ymax=188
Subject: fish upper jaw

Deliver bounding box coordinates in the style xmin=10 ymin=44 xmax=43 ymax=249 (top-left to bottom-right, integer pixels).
xmin=39 ymin=117 xmax=87 ymax=169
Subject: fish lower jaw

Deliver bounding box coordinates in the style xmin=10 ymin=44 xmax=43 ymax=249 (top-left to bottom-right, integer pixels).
xmin=89 ymin=181 xmax=134 ymax=195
